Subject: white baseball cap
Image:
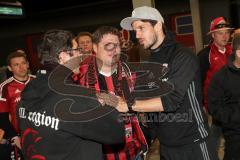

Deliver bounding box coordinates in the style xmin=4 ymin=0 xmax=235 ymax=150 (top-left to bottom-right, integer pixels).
xmin=120 ymin=6 xmax=164 ymax=30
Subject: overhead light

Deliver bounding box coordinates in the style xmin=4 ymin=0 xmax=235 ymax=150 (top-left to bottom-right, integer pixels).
xmin=0 ymin=1 xmax=24 ymax=18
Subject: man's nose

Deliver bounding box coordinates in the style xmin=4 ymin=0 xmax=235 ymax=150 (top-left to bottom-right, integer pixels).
xmin=19 ymin=64 xmax=24 ymax=69
xmin=135 ymin=31 xmax=141 ymax=39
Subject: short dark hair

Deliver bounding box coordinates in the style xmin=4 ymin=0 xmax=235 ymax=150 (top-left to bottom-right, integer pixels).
xmin=38 ymin=29 xmax=73 ymax=63
xmin=7 ymin=51 xmax=27 ymax=66
xmin=232 ymin=33 xmax=240 ymax=53
xmin=141 ymin=19 xmax=158 ymax=26
xmin=76 ymin=32 xmax=93 ymax=41
xmin=141 ymin=19 xmax=167 ymax=35
xmin=92 ymin=26 xmax=120 ymax=44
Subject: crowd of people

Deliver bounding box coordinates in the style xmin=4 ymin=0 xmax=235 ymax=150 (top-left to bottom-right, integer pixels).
xmin=0 ymin=6 xmax=240 ymax=160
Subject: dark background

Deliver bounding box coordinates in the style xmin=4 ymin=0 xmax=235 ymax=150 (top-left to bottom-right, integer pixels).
xmin=0 ymin=0 xmax=239 ymax=68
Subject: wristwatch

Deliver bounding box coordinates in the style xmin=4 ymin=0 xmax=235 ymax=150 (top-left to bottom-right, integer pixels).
xmin=127 ymin=100 xmax=135 ymax=113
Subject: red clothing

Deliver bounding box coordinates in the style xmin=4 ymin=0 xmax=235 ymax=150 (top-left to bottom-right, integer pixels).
xmin=74 ymin=56 xmax=147 ymax=160
xmin=0 ymin=75 xmax=35 ymax=133
xmin=203 ymin=43 xmax=232 ymax=110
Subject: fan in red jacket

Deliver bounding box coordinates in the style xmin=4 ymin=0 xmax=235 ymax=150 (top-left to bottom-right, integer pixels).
xmin=198 ymin=16 xmax=233 ymax=111
xmin=198 ymin=16 xmax=233 ymax=158
xmin=17 ymin=29 xmax=125 ymax=160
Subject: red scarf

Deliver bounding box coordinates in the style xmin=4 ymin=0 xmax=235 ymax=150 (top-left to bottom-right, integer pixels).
xmin=76 ymin=55 xmax=148 ymax=160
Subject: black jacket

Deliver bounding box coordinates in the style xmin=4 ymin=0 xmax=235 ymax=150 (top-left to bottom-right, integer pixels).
xmin=197 ymin=45 xmax=211 ymax=83
xmin=148 ymin=32 xmax=209 ymax=146
xmin=17 ymin=64 xmax=125 ymax=160
xmin=208 ymin=54 xmax=240 ymax=137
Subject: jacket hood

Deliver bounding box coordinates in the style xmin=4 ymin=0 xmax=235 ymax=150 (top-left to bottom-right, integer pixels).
xmin=20 ymin=71 xmax=51 ymax=111
xmin=149 ymin=31 xmax=179 ymax=64
xmin=21 ymin=61 xmax=59 ymax=111
xmin=151 ymin=31 xmax=177 ymax=53
xmin=21 ymin=62 xmax=97 ymax=112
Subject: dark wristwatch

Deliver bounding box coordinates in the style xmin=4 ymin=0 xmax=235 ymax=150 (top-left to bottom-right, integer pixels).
xmin=127 ymin=101 xmax=135 ymax=113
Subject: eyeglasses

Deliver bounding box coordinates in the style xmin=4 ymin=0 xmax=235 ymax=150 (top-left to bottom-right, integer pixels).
xmin=104 ymin=42 xmax=120 ymax=52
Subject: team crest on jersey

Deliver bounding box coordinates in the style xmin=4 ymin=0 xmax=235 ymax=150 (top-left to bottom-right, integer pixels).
xmin=15 ymin=89 xmax=21 ymax=94
xmin=14 ymin=97 xmax=21 ymax=103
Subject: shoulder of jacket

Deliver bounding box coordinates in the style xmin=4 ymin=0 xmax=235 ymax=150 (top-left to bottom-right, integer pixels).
xmin=175 ymin=46 xmax=197 ymax=60
xmin=0 ymin=77 xmax=14 ymax=89
xmin=29 ymin=74 xmax=36 ymax=78
xmin=212 ymin=66 xmax=228 ymax=81
xmin=197 ymin=46 xmax=211 ymax=59
xmin=0 ymin=77 xmax=14 ymax=98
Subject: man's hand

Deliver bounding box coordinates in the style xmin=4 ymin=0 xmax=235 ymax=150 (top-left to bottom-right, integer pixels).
xmin=96 ymin=93 xmax=129 ymax=112
xmin=64 ymin=56 xmax=82 ymax=72
xmin=96 ymin=92 xmax=118 ymax=107
xmin=115 ymin=97 xmax=129 ymax=113
xmin=0 ymin=129 xmax=4 ymax=141
xmin=11 ymin=136 xmax=21 ymax=149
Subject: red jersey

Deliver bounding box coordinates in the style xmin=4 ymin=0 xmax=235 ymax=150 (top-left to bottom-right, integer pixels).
xmin=203 ymin=43 xmax=232 ymax=110
xmin=0 ymin=75 xmax=35 ymax=133
xmin=75 ymin=56 xmax=147 ymax=160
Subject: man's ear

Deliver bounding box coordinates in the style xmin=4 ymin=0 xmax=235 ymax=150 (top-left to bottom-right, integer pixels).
xmin=154 ymin=21 xmax=163 ymax=32
xmin=211 ymin=33 xmax=215 ymax=39
xmin=58 ymin=52 xmax=64 ymax=65
xmin=93 ymin=44 xmax=98 ymax=53
xmin=26 ymin=61 xmax=29 ymax=69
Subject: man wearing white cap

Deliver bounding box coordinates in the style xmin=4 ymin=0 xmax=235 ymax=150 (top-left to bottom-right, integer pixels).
xmin=119 ymin=6 xmax=218 ymax=160
xmin=198 ymin=17 xmax=233 ymax=156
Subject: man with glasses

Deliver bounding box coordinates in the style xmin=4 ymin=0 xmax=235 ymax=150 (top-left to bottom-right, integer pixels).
xmin=74 ymin=26 xmax=147 ymax=160
xmin=17 ymin=29 xmax=125 ymax=160
xmin=198 ymin=17 xmax=233 ymax=155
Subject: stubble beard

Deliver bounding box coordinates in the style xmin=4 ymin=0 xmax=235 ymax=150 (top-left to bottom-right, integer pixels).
xmin=141 ymin=34 xmax=158 ymax=50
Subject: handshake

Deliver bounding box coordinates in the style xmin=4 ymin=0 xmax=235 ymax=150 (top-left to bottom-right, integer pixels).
xmin=96 ymin=92 xmax=130 ymax=113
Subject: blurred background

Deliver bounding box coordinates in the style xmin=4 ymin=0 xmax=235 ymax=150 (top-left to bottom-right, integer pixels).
xmin=0 ymin=0 xmax=239 ymax=71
